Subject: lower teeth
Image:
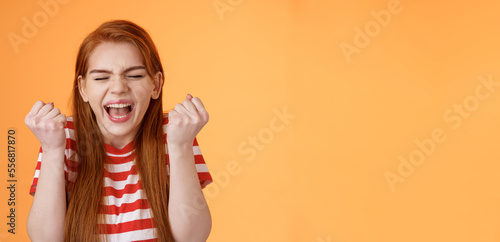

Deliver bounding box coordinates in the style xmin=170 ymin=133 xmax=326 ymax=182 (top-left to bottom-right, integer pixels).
xmin=112 ymin=113 xmax=129 ymax=119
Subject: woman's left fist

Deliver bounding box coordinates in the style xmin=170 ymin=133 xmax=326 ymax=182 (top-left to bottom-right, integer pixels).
xmin=166 ymin=94 xmax=209 ymax=145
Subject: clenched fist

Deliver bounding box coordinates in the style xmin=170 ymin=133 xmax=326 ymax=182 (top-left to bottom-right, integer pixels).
xmin=166 ymin=94 xmax=209 ymax=146
xmin=25 ymin=101 xmax=67 ymax=152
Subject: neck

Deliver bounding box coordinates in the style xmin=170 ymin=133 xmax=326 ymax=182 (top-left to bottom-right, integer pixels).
xmin=100 ymin=127 xmax=139 ymax=150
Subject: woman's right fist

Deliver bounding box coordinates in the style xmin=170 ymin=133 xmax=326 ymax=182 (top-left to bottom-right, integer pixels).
xmin=25 ymin=101 xmax=67 ymax=152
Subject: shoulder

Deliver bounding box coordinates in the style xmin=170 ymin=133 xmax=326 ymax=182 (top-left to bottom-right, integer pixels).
xmin=63 ymin=116 xmax=76 ymax=149
xmin=162 ymin=112 xmax=169 ymax=135
xmin=162 ymin=112 xmax=169 ymax=124
xmin=66 ymin=116 xmax=74 ymax=128
xmin=64 ymin=116 xmax=74 ymax=133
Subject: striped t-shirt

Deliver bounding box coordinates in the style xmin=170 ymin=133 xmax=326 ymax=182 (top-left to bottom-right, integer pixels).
xmin=29 ymin=114 xmax=213 ymax=241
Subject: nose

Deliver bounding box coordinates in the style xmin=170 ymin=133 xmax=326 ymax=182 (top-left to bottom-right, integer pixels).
xmin=109 ymin=75 xmax=128 ymax=94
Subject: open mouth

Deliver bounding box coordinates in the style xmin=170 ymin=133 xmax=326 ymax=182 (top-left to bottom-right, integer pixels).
xmin=104 ymin=103 xmax=134 ymax=119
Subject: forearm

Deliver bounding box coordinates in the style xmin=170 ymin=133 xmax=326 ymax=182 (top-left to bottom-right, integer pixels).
xmin=168 ymin=143 xmax=211 ymax=242
xmin=27 ymin=149 xmax=66 ymax=242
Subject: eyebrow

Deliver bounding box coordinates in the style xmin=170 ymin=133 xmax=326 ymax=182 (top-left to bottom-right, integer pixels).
xmin=89 ymin=66 xmax=146 ymax=74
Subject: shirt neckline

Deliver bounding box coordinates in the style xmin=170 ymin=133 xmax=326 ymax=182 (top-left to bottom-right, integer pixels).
xmin=104 ymin=141 xmax=135 ymax=154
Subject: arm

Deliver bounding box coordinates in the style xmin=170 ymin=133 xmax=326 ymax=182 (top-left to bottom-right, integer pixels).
xmin=168 ymin=143 xmax=212 ymax=242
xmin=165 ymin=94 xmax=212 ymax=241
xmin=25 ymin=101 xmax=67 ymax=241
xmin=27 ymin=149 xmax=66 ymax=241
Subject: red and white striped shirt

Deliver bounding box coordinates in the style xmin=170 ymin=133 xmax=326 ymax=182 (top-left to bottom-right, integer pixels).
xmin=29 ymin=113 xmax=213 ymax=241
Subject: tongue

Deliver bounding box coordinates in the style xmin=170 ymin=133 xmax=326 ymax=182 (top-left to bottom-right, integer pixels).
xmin=109 ymin=107 xmax=129 ymax=117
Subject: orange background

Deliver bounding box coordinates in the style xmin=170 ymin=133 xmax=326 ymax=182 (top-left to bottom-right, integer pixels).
xmin=1 ymin=0 xmax=500 ymax=241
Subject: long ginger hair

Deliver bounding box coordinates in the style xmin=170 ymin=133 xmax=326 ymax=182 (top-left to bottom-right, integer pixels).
xmin=65 ymin=20 xmax=174 ymax=241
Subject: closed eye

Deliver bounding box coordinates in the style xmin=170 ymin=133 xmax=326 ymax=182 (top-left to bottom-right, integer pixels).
xmin=95 ymin=77 xmax=109 ymax=81
xmin=128 ymin=75 xmax=144 ymax=79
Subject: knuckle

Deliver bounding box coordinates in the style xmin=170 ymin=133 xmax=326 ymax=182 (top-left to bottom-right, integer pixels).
xmin=49 ymin=121 xmax=60 ymax=130
xmin=45 ymin=122 xmax=53 ymax=130
xmin=191 ymin=114 xmax=200 ymax=123
xmin=30 ymin=119 xmax=37 ymax=129
xmin=56 ymin=121 xmax=65 ymax=129
xmin=33 ymin=116 xmax=40 ymax=124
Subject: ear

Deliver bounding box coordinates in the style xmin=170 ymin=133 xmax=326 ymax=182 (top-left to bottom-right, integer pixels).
xmin=151 ymin=71 xmax=163 ymax=100
xmin=78 ymin=75 xmax=89 ymax=102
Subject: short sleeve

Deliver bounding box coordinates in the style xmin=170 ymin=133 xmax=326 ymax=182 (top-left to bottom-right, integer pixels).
xmin=192 ymin=137 xmax=213 ymax=189
xmin=29 ymin=146 xmax=44 ymax=196
xmin=29 ymin=118 xmax=75 ymax=196
xmin=163 ymin=113 xmax=213 ymax=189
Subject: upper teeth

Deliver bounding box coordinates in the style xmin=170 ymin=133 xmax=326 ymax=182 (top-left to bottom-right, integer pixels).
xmin=106 ymin=103 xmax=132 ymax=108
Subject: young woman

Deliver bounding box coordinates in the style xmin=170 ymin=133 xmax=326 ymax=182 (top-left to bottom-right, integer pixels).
xmin=25 ymin=20 xmax=213 ymax=241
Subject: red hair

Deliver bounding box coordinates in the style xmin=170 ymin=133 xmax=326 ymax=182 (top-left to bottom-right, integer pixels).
xmin=65 ymin=20 xmax=173 ymax=241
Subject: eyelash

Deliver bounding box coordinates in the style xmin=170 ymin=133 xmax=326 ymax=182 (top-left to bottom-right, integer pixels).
xmin=94 ymin=75 xmax=144 ymax=81
xmin=128 ymin=75 xmax=144 ymax=79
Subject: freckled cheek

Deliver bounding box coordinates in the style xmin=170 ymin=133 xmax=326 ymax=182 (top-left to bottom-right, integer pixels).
xmin=89 ymin=101 xmax=103 ymax=116
xmin=133 ymin=86 xmax=154 ymax=100
xmin=87 ymin=88 xmax=107 ymax=116
xmin=134 ymin=89 xmax=153 ymax=116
